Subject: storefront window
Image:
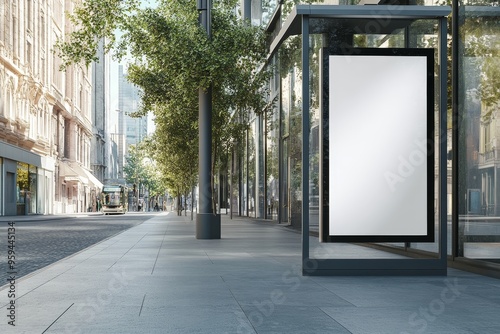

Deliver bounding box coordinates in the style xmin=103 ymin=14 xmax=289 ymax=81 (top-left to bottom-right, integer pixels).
xmin=16 ymin=162 xmax=29 ymax=215
xmin=16 ymin=163 xmax=28 ymax=215
xmin=15 ymin=162 xmax=38 ymax=215
xmin=257 ymin=116 xmax=265 ymax=218
xmin=289 ymin=48 xmax=303 ymax=229
xmin=242 ymin=130 xmax=248 ymax=216
xmin=281 ymin=70 xmax=291 ymax=138
xmin=231 ymin=148 xmax=240 ymax=216
xmin=279 ymin=37 xmax=302 ymax=226
xmin=248 ymin=120 xmax=257 ymax=217
xmin=29 ymin=165 xmax=37 ymax=214
xmin=37 ymin=168 xmax=47 ymax=214
xmin=266 ymin=54 xmax=280 ymax=221
xmin=267 ymin=106 xmax=279 ymax=220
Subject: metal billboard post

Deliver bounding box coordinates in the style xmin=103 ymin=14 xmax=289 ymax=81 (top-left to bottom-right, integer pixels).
xmin=196 ymin=0 xmax=221 ymax=239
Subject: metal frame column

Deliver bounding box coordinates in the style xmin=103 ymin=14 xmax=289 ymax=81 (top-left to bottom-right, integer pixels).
xmin=302 ymin=14 xmax=310 ymax=267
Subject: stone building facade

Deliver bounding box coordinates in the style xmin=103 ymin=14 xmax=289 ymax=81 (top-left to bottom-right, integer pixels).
xmin=0 ymin=0 xmax=99 ymax=215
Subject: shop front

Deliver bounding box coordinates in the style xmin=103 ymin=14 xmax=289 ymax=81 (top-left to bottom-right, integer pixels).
xmin=0 ymin=141 xmax=54 ymax=216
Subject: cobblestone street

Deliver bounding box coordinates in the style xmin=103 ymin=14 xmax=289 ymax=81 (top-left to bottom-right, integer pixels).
xmin=0 ymin=213 xmax=159 ymax=285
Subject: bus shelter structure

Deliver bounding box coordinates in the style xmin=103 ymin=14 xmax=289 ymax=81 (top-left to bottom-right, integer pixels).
xmin=269 ymin=5 xmax=451 ymax=276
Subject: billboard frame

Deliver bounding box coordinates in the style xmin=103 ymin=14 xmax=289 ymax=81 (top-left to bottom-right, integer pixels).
xmin=322 ymin=48 xmax=435 ymax=243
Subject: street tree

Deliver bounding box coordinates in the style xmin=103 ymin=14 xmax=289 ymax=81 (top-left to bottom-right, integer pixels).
xmin=56 ymin=0 xmax=271 ymax=214
xmin=123 ymin=144 xmax=146 ymax=189
xmin=148 ymin=107 xmax=199 ymax=216
xmin=123 ymin=142 xmax=166 ymax=209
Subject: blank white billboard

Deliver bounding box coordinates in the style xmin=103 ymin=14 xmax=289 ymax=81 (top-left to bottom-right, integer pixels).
xmin=327 ymin=52 xmax=432 ymax=240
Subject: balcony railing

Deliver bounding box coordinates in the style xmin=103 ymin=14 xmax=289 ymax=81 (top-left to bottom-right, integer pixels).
xmin=479 ymin=150 xmax=495 ymax=164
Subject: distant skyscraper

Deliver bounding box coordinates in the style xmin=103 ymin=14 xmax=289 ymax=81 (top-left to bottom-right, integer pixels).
xmin=118 ymin=65 xmax=148 ymax=181
xmin=91 ymin=41 xmax=108 ymax=184
xmin=91 ymin=40 xmax=122 ymax=187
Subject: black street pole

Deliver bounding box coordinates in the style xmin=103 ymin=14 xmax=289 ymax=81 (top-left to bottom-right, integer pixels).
xmin=196 ymin=0 xmax=221 ymax=239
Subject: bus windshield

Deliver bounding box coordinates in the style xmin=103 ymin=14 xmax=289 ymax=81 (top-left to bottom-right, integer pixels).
xmin=103 ymin=191 xmax=121 ymax=205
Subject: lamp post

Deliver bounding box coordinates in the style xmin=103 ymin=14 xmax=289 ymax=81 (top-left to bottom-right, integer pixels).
xmin=196 ymin=0 xmax=221 ymax=239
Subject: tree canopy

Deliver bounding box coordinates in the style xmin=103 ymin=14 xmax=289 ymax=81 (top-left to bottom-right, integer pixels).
xmin=57 ymin=0 xmax=271 ymax=205
xmin=123 ymin=141 xmax=165 ymax=198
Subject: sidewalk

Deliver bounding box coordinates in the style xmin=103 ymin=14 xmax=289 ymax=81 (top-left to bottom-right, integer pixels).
xmin=1 ymin=212 xmax=500 ymax=333
xmin=0 ymin=212 xmax=104 ymax=223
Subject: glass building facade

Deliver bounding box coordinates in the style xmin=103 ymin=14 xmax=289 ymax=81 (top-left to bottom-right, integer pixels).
xmin=226 ymin=0 xmax=500 ymax=276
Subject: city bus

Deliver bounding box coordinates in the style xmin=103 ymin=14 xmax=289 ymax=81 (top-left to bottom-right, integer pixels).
xmin=101 ymin=185 xmax=128 ymax=215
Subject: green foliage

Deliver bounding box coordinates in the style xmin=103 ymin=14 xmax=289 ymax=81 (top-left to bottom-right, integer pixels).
xmin=55 ymin=0 xmax=140 ymax=69
xmin=17 ymin=165 xmax=29 ymax=190
xmin=124 ymin=142 xmax=166 ymax=197
xmin=437 ymin=0 xmax=500 ymax=110
xmin=281 ymin=0 xmax=319 ymax=18
xmin=463 ymin=17 xmax=500 ymax=108
xmin=57 ymin=0 xmax=272 ymax=206
xmin=148 ymin=102 xmax=199 ymax=197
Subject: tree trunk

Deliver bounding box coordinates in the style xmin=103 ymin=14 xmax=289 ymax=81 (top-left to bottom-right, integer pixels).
xmin=191 ymin=186 xmax=194 ymax=221
xmin=184 ymin=192 xmax=188 ymax=216
xmin=177 ymin=193 xmax=182 ymax=216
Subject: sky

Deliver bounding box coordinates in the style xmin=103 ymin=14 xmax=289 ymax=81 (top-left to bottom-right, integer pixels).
xmin=108 ymin=0 xmax=159 ymax=135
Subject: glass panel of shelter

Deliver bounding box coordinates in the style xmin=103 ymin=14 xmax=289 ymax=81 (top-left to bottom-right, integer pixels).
xmin=458 ymin=5 xmax=500 ymax=264
xmin=308 ymin=17 xmax=442 ymax=259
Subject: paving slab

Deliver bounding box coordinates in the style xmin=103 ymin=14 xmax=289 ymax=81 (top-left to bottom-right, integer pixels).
xmin=0 ymin=212 xmax=499 ymax=333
